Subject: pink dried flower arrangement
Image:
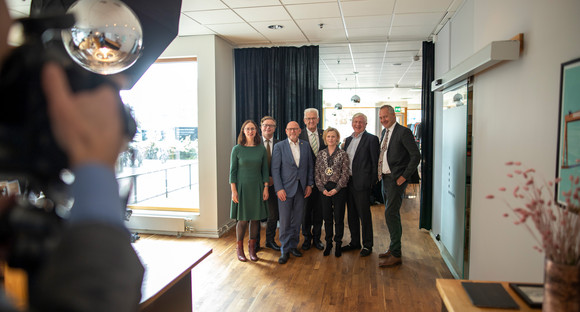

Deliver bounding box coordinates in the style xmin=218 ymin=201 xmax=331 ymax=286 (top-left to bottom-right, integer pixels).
xmin=487 ymin=161 xmax=580 ymax=266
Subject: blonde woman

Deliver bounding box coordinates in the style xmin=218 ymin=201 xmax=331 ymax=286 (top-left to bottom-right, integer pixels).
xmin=314 ymin=127 xmax=350 ymax=257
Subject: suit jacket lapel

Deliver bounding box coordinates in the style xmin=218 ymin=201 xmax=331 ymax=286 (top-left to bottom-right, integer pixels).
xmin=353 ymin=132 xmax=367 ymax=161
xmin=298 ymin=140 xmax=307 ymax=168
xmin=387 ymin=124 xmax=399 ymax=151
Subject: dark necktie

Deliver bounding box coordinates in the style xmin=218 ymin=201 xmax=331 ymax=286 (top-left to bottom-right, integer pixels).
xmin=266 ymin=139 xmax=271 ymax=168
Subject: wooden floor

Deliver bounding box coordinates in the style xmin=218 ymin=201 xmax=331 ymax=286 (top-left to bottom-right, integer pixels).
xmin=135 ymin=189 xmax=453 ymax=312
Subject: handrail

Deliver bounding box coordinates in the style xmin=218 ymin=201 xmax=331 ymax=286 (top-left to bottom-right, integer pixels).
xmin=117 ymin=162 xmax=195 ymax=204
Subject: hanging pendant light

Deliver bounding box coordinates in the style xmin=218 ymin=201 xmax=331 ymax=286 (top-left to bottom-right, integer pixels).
xmin=351 ymin=71 xmax=360 ymax=103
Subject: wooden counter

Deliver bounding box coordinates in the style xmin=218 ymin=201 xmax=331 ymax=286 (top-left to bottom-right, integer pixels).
xmin=133 ymin=240 xmax=212 ymax=312
xmin=436 ymin=279 xmax=541 ymax=312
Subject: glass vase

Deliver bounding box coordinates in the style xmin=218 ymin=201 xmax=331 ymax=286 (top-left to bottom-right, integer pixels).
xmin=543 ymin=259 xmax=580 ymax=312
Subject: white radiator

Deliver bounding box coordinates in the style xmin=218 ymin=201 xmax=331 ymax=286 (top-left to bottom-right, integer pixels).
xmin=126 ymin=214 xmax=186 ymax=233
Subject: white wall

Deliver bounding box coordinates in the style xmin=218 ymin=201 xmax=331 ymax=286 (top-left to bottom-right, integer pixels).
xmin=434 ymin=0 xmax=580 ymax=282
xmin=160 ymin=35 xmax=236 ymax=237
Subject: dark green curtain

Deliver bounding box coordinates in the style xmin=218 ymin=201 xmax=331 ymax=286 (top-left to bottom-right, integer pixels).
xmin=419 ymin=41 xmax=435 ymax=230
xmin=234 ymin=46 xmax=320 ymax=140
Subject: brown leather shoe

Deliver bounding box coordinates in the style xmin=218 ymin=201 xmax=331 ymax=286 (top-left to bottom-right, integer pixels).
xmin=378 ymin=255 xmax=402 ymax=267
xmin=378 ymin=250 xmax=391 ymax=258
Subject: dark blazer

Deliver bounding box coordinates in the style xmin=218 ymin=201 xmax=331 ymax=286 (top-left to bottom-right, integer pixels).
xmin=343 ymin=131 xmax=380 ymax=191
xmin=261 ymin=137 xmax=279 ymax=176
xmin=271 ymin=139 xmax=314 ymax=198
xmin=299 ymin=128 xmax=327 ymax=159
xmin=381 ymin=123 xmax=421 ymax=181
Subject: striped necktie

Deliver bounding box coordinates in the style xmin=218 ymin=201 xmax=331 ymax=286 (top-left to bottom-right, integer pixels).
xmin=310 ymin=132 xmax=318 ymax=157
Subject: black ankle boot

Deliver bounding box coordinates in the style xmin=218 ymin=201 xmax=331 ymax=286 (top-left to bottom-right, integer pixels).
xmin=323 ymin=243 xmax=332 ymax=256
xmin=335 ymin=243 xmax=342 ymax=257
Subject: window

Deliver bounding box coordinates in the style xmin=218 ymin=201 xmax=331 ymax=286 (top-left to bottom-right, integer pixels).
xmin=117 ymin=58 xmax=199 ymax=212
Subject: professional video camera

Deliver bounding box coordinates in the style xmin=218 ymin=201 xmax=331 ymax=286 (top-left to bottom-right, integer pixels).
xmin=0 ymin=0 xmax=140 ymax=273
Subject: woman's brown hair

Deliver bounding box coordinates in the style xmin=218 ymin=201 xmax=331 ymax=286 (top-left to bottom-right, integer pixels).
xmin=237 ymin=120 xmax=261 ymax=146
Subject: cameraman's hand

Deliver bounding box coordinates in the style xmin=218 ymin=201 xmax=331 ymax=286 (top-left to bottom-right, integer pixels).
xmin=42 ymin=63 xmax=125 ymax=170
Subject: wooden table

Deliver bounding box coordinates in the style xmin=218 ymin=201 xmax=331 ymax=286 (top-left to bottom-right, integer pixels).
xmin=133 ymin=240 xmax=212 ymax=312
xmin=436 ymin=279 xmax=541 ymax=312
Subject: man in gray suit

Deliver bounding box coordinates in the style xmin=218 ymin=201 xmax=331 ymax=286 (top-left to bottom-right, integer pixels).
xmin=271 ymin=121 xmax=314 ymax=264
xmin=377 ymin=105 xmax=420 ymax=267
xmin=298 ymin=108 xmax=326 ymax=251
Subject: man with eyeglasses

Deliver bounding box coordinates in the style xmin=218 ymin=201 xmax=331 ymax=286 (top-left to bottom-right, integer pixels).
xmin=257 ymin=116 xmax=281 ymax=252
xmin=271 ymin=121 xmax=314 ymax=264
xmin=298 ymin=108 xmax=326 ymax=251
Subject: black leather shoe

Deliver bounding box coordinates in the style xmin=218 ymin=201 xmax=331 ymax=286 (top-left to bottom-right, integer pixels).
xmin=290 ymin=248 xmax=303 ymax=257
xmin=341 ymin=243 xmax=361 ymax=252
xmin=278 ymin=253 xmax=289 ymax=264
xmin=360 ymin=247 xmax=372 ymax=257
xmin=314 ymin=240 xmax=324 ymax=250
xmin=265 ymin=241 xmax=281 ymax=251
xmin=301 ymin=239 xmax=311 ymax=250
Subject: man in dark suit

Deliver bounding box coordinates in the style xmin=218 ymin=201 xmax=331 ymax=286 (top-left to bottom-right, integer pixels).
xmin=258 ymin=116 xmax=281 ymax=251
xmin=271 ymin=121 xmax=314 ymax=264
xmin=298 ymin=108 xmax=327 ymax=251
xmin=377 ymin=105 xmax=420 ymax=267
xmin=342 ymin=113 xmax=380 ymax=257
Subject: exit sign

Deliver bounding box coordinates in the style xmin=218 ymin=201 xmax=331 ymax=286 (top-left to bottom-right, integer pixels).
xmin=395 ymin=107 xmax=401 ymax=112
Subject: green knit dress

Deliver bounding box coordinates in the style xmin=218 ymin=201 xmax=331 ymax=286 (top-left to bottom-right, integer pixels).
xmin=229 ymin=144 xmax=269 ymax=220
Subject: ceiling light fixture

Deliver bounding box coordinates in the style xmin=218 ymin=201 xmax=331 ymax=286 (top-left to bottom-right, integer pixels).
xmin=393 ymin=63 xmax=402 ymax=66
xmin=268 ymin=24 xmax=284 ymax=30
xmin=351 ymin=71 xmax=360 ymax=103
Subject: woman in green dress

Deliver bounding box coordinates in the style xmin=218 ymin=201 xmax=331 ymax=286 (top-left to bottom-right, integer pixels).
xmin=230 ymin=120 xmax=269 ymax=262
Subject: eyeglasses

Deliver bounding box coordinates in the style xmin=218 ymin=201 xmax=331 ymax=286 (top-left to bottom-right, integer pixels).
xmin=287 ymin=128 xmax=300 ymax=131
xmin=245 ymin=127 xmax=256 ymax=131
xmin=262 ymin=124 xmax=276 ymax=128
xmin=304 ymin=118 xmax=318 ymax=121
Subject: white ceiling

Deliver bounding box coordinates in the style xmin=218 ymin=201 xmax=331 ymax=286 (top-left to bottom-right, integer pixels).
xmin=6 ymin=0 xmax=465 ymax=104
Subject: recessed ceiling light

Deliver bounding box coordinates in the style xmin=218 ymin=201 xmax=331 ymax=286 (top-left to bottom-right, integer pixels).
xmin=268 ymin=25 xmax=284 ymax=30
xmin=393 ymin=63 xmax=402 ymax=66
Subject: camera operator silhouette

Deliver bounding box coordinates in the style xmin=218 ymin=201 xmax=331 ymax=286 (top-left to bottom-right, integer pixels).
xmin=0 ymin=1 xmax=144 ymax=310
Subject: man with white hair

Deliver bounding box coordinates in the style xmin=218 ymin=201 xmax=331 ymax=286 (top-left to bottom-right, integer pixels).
xmin=341 ymin=113 xmax=379 ymax=257
xmin=298 ymin=108 xmax=326 ymax=251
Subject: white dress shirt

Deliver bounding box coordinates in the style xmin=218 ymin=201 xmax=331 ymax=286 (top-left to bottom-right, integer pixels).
xmin=288 ymin=138 xmax=300 ymax=167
